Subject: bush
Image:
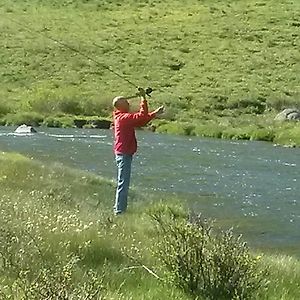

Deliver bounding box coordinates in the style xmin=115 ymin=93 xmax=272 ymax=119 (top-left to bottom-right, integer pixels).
xmin=81 ymin=98 xmax=112 ymax=116
xmin=268 ymin=98 xmax=300 ymax=112
xmin=227 ymin=98 xmax=266 ymax=114
xmin=42 ymin=116 xmax=64 ymax=128
xmin=58 ymin=99 xmax=83 ymax=115
xmin=29 ymin=97 xmax=83 ymax=116
xmin=221 ymin=128 xmax=251 ymax=140
xmin=0 ymin=103 xmax=11 ymax=117
xmin=0 ymin=236 xmax=104 ymax=299
xmin=194 ymin=124 xmax=224 ymax=139
xmin=250 ymin=129 xmax=275 ymax=142
xmin=156 ymin=122 xmax=195 ymax=136
xmin=43 ymin=115 xmax=80 ymax=128
xmin=3 ymin=112 xmax=44 ymax=126
xmin=149 ymin=207 xmax=266 ymax=300
xmin=274 ymin=126 xmax=300 ymax=146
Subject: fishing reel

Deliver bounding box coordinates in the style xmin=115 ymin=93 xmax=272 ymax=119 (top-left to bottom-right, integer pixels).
xmin=125 ymin=86 xmax=153 ymax=100
xmin=126 ymin=87 xmax=153 ymax=99
xmin=137 ymin=87 xmax=153 ymax=98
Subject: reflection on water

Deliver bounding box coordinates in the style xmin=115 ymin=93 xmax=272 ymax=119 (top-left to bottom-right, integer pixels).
xmin=0 ymin=126 xmax=299 ymax=255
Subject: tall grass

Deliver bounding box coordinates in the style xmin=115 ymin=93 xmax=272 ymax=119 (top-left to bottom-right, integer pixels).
xmin=0 ymin=151 xmax=300 ymax=299
xmin=0 ymin=152 xmax=188 ymax=299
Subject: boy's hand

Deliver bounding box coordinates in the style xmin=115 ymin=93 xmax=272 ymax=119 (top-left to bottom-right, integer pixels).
xmin=137 ymin=87 xmax=146 ymax=99
xmin=154 ymin=106 xmax=165 ymax=116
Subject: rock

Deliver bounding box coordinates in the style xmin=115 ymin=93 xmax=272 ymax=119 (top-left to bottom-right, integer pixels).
xmin=148 ymin=124 xmax=157 ymax=132
xmin=89 ymin=119 xmax=112 ymax=129
xmin=73 ymin=119 xmax=112 ymax=129
xmin=74 ymin=119 xmax=87 ymax=128
xmin=15 ymin=124 xmax=37 ymax=133
xmin=274 ymin=108 xmax=300 ymax=121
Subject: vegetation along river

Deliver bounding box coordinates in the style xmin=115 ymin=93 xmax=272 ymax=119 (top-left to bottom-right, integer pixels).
xmin=0 ymin=126 xmax=299 ymax=256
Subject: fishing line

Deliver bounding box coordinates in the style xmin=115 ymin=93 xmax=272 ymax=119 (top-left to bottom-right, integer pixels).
xmin=6 ymin=16 xmax=140 ymax=89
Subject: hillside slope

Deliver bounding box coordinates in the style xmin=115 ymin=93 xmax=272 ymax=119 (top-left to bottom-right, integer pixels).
xmin=0 ymin=0 xmax=299 ymax=144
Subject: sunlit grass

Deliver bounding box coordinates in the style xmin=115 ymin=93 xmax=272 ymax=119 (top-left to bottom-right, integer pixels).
xmin=0 ymin=151 xmax=300 ymax=298
xmin=0 ymin=0 xmax=299 ymax=145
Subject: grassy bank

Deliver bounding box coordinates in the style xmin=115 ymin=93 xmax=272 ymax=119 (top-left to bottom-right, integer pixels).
xmin=0 ymin=0 xmax=299 ymax=145
xmin=0 ymin=151 xmax=299 ymax=299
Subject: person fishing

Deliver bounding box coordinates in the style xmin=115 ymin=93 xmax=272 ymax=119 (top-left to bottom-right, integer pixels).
xmin=112 ymin=88 xmax=164 ymax=215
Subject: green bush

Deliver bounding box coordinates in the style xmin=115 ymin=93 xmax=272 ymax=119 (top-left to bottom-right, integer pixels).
xmin=250 ymin=128 xmax=275 ymax=142
xmin=227 ymin=98 xmax=266 ymax=114
xmin=221 ymin=128 xmax=251 ymax=140
xmin=150 ymin=207 xmax=266 ymax=300
xmin=58 ymin=99 xmax=83 ymax=115
xmin=268 ymin=98 xmax=300 ymax=112
xmin=0 ymin=227 xmax=104 ymax=299
xmin=194 ymin=124 xmax=224 ymax=139
xmin=274 ymin=126 xmax=300 ymax=146
xmin=0 ymin=103 xmax=11 ymax=117
xmin=30 ymin=98 xmax=83 ymax=115
xmin=81 ymin=97 xmax=112 ymax=116
xmin=42 ymin=115 xmax=77 ymax=128
xmin=3 ymin=112 xmax=44 ymax=126
xmin=42 ymin=116 xmax=64 ymax=127
xmin=156 ymin=122 xmax=195 ymax=136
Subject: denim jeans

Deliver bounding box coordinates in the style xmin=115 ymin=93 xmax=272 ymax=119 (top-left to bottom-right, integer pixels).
xmin=114 ymin=154 xmax=133 ymax=214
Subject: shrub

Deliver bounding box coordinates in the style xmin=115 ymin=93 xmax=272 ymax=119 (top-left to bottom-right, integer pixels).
xmin=221 ymin=128 xmax=251 ymax=140
xmin=29 ymin=97 xmax=83 ymax=115
xmin=0 ymin=244 xmax=104 ymax=299
xmin=274 ymin=126 xmax=300 ymax=146
xmin=0 ymin=195 xmax=105 ymax=299
xmin=58 ymin=99 xmax=83 ymax=115
xmin=3 ymin=112 xmax=44 ymax=126
xmin=81 ymin=97 xmax=112 ymax=116
xmin=156 ymin=122 xmax=195 ymax=136
xmin=227 ymin=98 xmax=266 ymax=114
xmin=194 ymin=124 xmax=224 ymax=139
xmin=0 ymin=103 xmax=11 ymax=117
xmin=268 ymin=98 xmax=300 ymax=112
xmin=149 ymin=207 xmax=266 ymax=300
xmin=250 ymin=129 xmax=275 ymax=142
xmin=42 ymin=116 xmax=64 ymax=128
xmin=42 ymin=115 xmax=77 ymax=128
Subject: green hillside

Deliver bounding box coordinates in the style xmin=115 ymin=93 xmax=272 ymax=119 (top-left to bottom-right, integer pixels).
xmin=0 ymin=0 xmax=299 ymax=145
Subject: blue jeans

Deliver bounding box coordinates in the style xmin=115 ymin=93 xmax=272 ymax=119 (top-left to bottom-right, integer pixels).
xmin=114 ymin=154 xmax=133 ymax=214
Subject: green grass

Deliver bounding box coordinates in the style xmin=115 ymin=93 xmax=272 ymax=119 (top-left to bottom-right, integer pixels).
xmin=0 ymin=151 xmax=188 ymax=299
xmin=0 ymin=0 xmax=299 ymax=145
xmin=0 ymin=151 xmax=300 ymax=299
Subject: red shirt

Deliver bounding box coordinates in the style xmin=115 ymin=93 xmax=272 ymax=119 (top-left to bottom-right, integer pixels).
xmin=113 ymin=99 xmax=156 ymax=155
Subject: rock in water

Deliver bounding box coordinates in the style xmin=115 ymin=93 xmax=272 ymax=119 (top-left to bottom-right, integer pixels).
xmin=274 ymin=108 xmax=300 ymax=121
xmin=15 ymin=124 xmax=37 ymax=133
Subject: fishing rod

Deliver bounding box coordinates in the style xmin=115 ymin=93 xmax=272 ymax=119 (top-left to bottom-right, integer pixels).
xmin=7 ymin=16 xmax=154 ymax=98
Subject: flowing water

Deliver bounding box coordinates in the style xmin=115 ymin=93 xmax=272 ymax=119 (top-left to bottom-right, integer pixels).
xmin=1 ymin=126 xmax=299 ymax=255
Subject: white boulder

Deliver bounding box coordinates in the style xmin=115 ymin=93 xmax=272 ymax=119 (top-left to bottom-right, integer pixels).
xmin=14 ymin=124 xmax=37 ymax=133
xmin=274 ymin=108 xmax=300 ymax=121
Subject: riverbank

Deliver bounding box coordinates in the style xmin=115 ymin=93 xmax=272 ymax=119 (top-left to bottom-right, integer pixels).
xmin=154 ymin=116 xmax=300 ymax=147
xmin=0 ymin=151 xmax=299 ymax=299
xmin=1 ymin=0 xmax=299 ymax=147
xmin=1 ymin=113 xmax=300 ymax=147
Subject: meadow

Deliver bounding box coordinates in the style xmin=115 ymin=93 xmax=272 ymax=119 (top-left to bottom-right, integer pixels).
xmin=0 ymin=151 xmax=300 ymax=299
xmin=0 ymin=0 xmax=299 ymax=145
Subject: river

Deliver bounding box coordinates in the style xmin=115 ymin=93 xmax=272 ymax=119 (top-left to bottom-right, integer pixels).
xmin=0 ymin=126 xmax=299 ymax=256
